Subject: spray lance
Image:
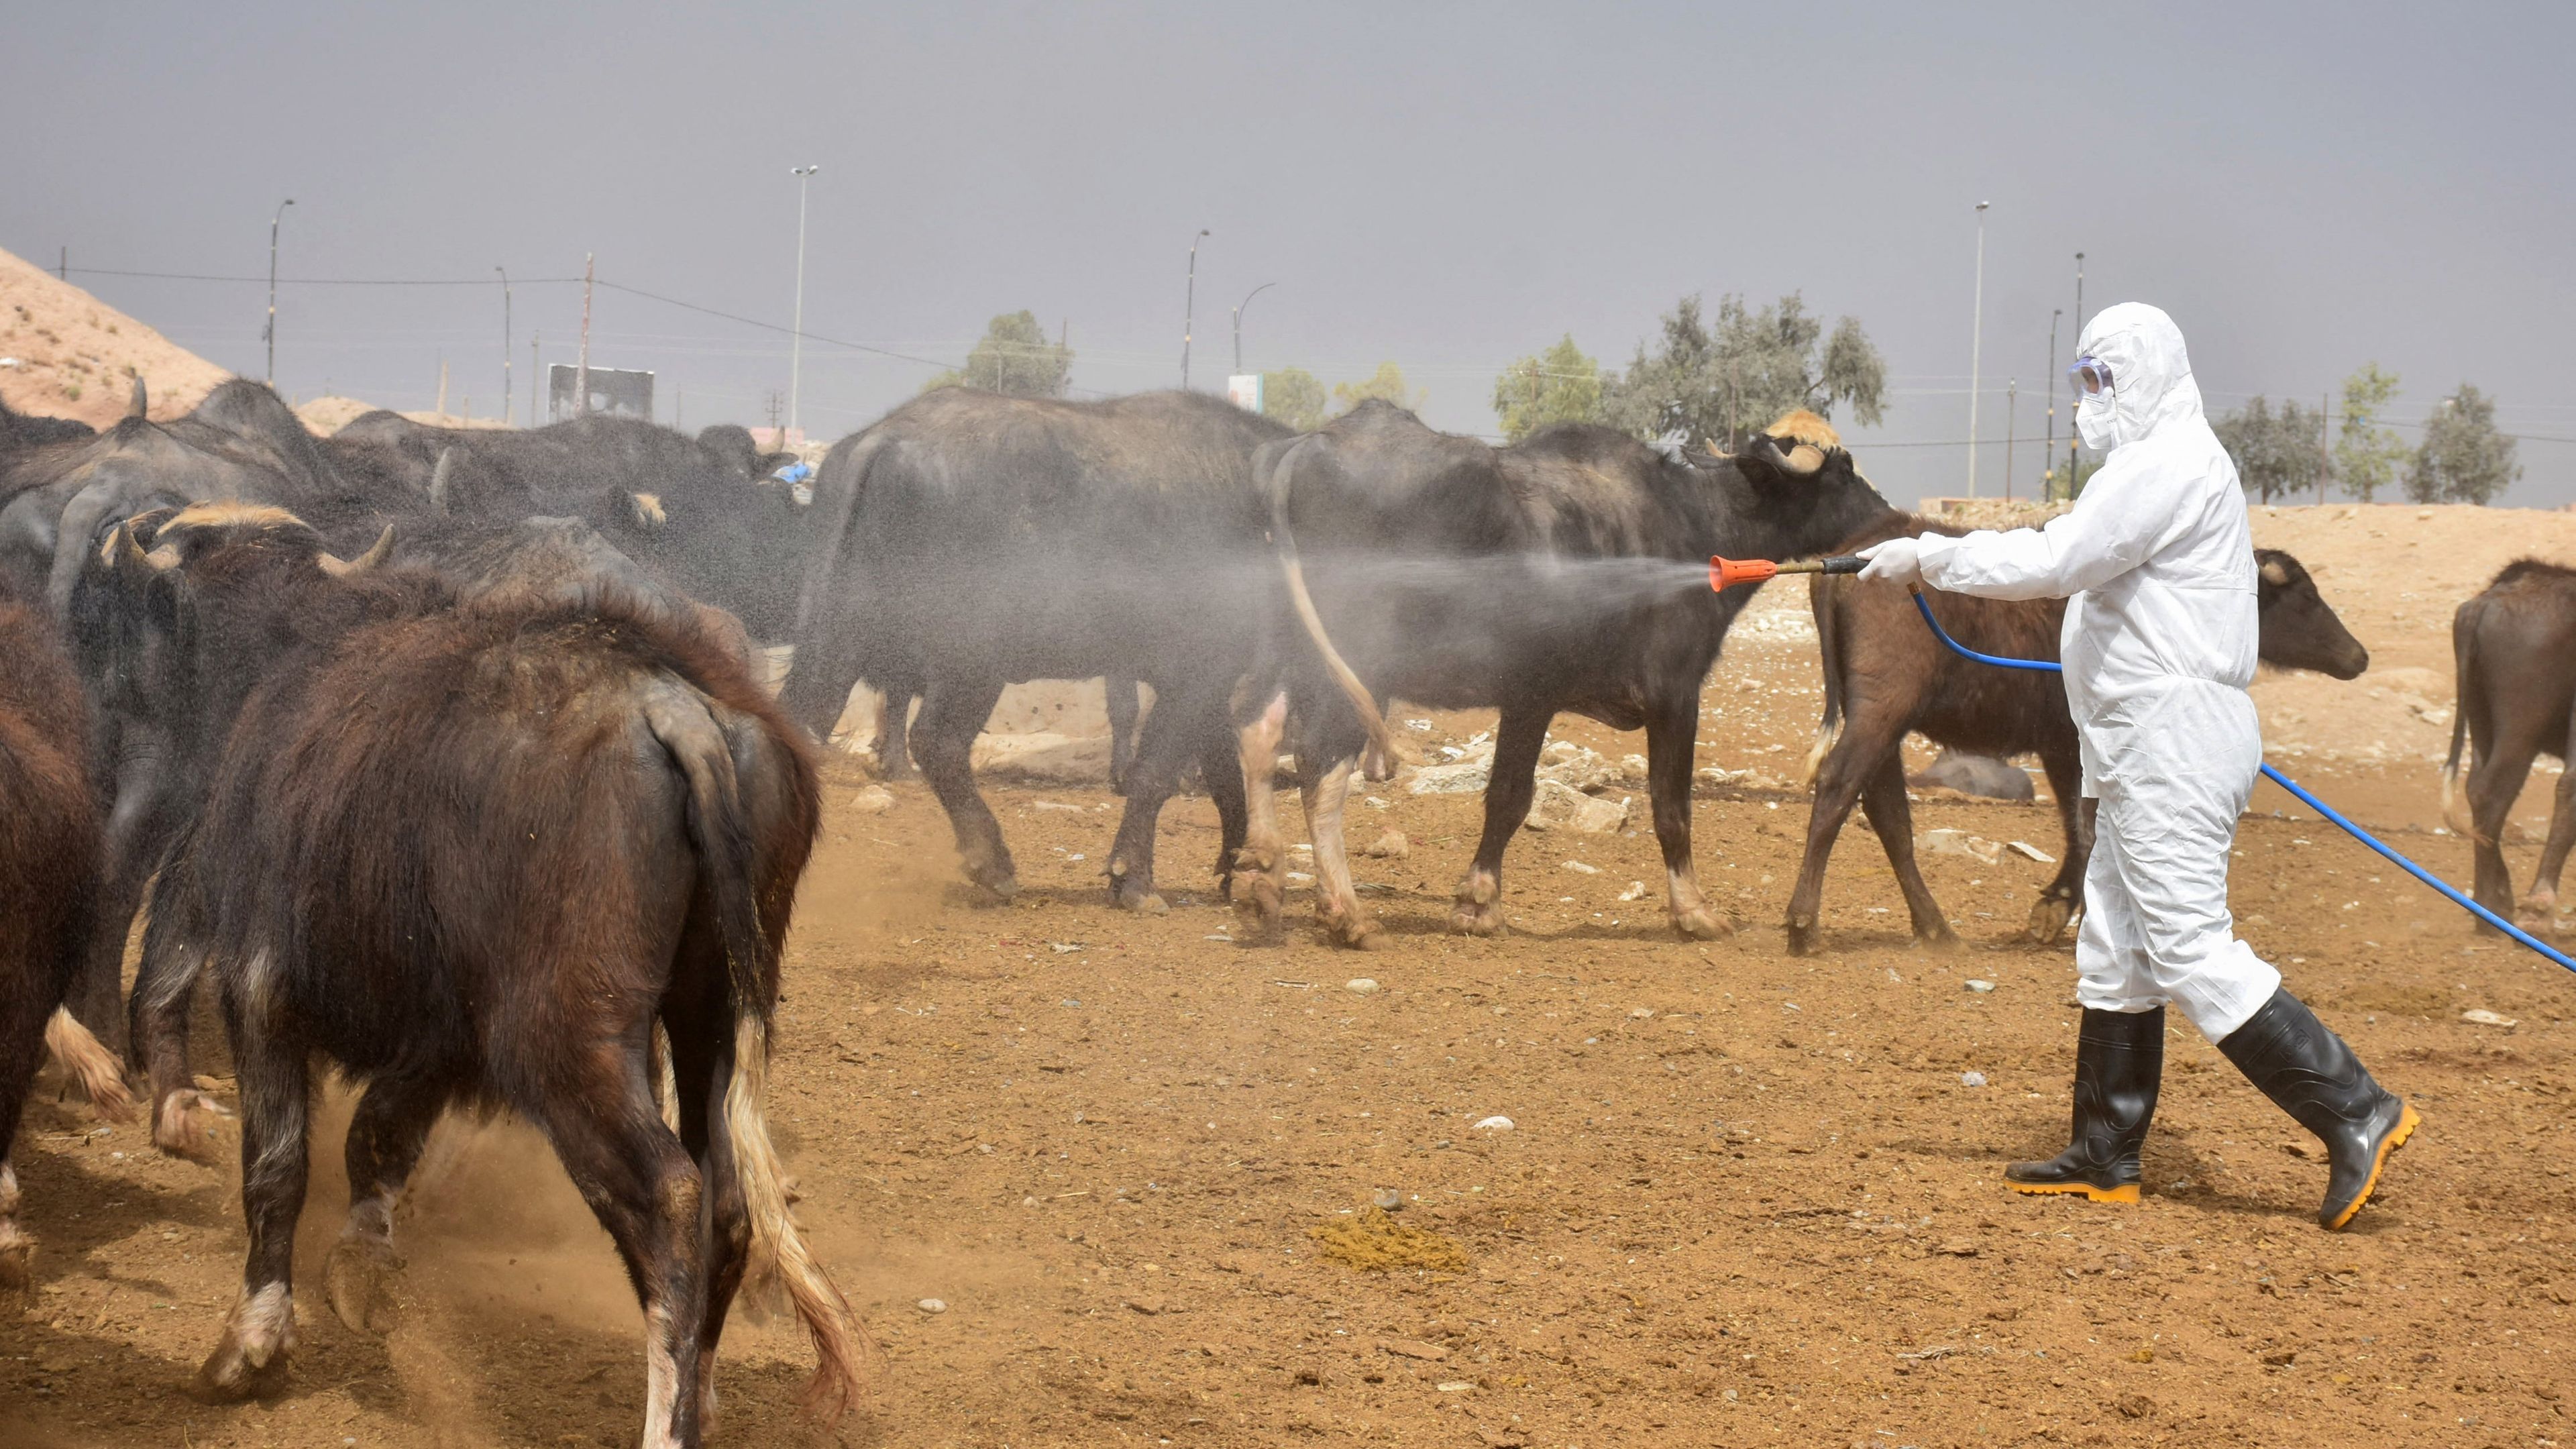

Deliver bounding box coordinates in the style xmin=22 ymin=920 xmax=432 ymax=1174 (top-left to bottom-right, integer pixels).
xmin=1705 ymin=554 xmax=2576 ymax=977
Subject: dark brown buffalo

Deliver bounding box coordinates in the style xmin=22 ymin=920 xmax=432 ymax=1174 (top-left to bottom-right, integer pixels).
xmin=0 ymin=596 xmax=124 ymax=1285
xmin=1788 ymin=517 xmax=2369 ymax=954
xmin=1237 ymin=406 xmax=1893 ymax=947
xmin=2443 ymin=559 xmax=2576 ymax=932
xmin=89 ymin=504 xmax=859 ymax=1440
xmin=782 ymin=387 xmax=1290 ymax=910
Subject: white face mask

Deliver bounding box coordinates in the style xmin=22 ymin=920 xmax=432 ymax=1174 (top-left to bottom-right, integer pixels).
xmin=2077 ymin=390 xmax=2119 ymax=451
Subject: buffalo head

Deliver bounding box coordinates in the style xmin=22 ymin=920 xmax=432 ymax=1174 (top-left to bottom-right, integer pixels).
xmin=2255 ymin=548 xmax=2368 ymax=680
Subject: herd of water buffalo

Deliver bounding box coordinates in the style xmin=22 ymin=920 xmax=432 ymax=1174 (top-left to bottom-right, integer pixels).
xmin=0 ymin=372 xmax=2561 ymax=1443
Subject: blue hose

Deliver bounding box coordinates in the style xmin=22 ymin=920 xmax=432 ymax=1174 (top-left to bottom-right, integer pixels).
xmin=1909 ymin=588 xmax=2576 ymax=975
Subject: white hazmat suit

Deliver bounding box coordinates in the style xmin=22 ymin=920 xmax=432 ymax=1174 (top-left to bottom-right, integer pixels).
xmin=1876 ymin=304 xmax=2280 ymax=1041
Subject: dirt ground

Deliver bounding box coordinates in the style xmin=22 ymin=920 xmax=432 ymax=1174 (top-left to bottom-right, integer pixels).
xmin=11 ymin=511 xmax=2576 ymax=1448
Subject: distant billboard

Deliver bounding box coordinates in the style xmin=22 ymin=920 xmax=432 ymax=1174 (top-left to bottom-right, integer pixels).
xmin=1227 ymin=373 xmax=1263 ymax=414
xmin=548 ymin=364 xmax=654 ymax=422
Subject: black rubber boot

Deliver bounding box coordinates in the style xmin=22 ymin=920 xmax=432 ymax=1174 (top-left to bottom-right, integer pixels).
xmin=2005 ymin=1007 xmax=2164 ymax=1203
xmin=2218 ymin=988 xmax=2419 ymax=1230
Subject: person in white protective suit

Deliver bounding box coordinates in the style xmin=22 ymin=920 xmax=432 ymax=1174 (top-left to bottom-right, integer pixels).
xmin=1856 ymin=303 xmax=2416 ymax=1230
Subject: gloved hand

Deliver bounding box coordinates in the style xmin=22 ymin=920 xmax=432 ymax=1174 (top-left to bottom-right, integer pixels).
xmin=1857 ymin=537 xmax=1923 ymax=586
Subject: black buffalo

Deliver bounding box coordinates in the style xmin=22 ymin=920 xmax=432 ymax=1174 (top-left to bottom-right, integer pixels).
xmin=2444 ymin=558 xmax=2576 ymax=932
xmin=90 ymin=504 xmax=860 ymax=1440
xmin=1236 ymin=405 xmax=1893 ymax=947
xmin=782 ymin=387 xmax=1291 ymax=909
xmin=1790 ymin=522 xmax=2369 ymax=954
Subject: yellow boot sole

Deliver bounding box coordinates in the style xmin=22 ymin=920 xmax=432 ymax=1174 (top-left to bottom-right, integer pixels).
xmin=2324 ymin=1102 xmax=2420 ymax=1231
xmin=2004 ymin=1179 xmax=2139 ymax=1205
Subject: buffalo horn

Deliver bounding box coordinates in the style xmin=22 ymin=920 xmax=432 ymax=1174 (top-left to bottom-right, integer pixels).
xmin=320 ymin=524 xmax=396 ymax=578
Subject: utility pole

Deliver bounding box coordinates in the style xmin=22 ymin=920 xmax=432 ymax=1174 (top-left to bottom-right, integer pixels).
xmin=2044 ymin=308 xmax=2061 ymax=501
xmin=264 ymin=198 xmax=296 ymax=386
xmin=2066 ymin=251 xmax=2085 ymax=498
xmin=58 ymin=246 xmax=67 ymax=281
xmin=1232 ymin=281 xmax=1275 ymax=376
xmin=788 ymin=164 xmax=819 ymax=440
xmin=576 ymin=252 xmax=594 ymax=417
xmin=1966 ymin=200 xmax=1990 ymax=497
xmin=435 ymin=357 xmax=449 ymax=419
xmin=2004 ymin=378 xmax=2017 ymax=502
xmin=530 ymin=329 xmax=540 ymax=423
xmin=1181 ymin=229 xmax=1209 ymax=389
xmin=494 ymin=265 xmax=513 ymax=427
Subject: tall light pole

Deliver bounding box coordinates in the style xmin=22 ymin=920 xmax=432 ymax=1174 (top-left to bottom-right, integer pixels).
xmin=1180 ymin=229 xmax=1209 ymax=390
xmin=264 ymin=198 xmax=295 ymax=387
xmin=788 ymin=164 xmax=820 ymax=441
xmin=2044 ymin=307 xmax=2061 ymax=500
xmin=1232 ymin=281 xmax=1274 ymax=376
xmin=494 ymin=265 xmax=513 ymax=427
xmin=2066 ymin=251 xmax=2086 ymax=497
xmin=1965 ymin=199 xmax=1989 ymax=496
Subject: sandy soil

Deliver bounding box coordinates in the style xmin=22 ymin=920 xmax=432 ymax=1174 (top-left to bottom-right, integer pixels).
xmin=8 ymin=512 xmax=2576 ymax=1448
xmin=0 ymin=247 xmax=231 ymax=427
xmin=295 ymin=397 xmax=519 ymax=436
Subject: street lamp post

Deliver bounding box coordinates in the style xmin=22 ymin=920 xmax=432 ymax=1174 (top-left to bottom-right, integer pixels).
xmin=2066 ymin=251 xmax=2085 ymax=498
xmin=2044 ymin=307 xmax=2061 ymax=500
xmin=1181 ymin=229 xmax=1209 ymax=390
xmin=1232 ymin=281 xmax=1275 ymax=377
xmin=494 ymin=265 xmax=513 ymax=427
xmin=264 ymin=198 xmax=296 ymax=388
xmin=788 ymin=164 xmax=820 ymax=442
xmin=1966 ymin=199 xmax=1989 ymax=496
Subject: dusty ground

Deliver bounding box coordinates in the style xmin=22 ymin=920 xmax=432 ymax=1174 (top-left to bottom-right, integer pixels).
xmin=9 ymin=512 xmax=2576 ymax=1448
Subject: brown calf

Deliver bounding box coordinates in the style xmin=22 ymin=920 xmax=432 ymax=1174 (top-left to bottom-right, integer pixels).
xmin=1789 ymin=517 xmax=2367 ymax=955
xmin=2443 ymin=559 xmax=2576 ymax=931
xmin=95 ymin=504 xmax=860 ymax=1444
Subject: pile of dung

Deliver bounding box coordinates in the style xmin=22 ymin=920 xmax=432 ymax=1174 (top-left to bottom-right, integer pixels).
xmin=1308 ymin=1208 xmax=1470 ymax=1273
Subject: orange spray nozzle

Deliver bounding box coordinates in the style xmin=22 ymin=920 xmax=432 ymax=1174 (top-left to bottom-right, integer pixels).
xmin=1709 ymin=554 xmax=1868 ymax=592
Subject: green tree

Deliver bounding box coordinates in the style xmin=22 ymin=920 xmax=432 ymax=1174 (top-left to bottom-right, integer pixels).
xmin=1598 ymin=293 xmax=1886 ymax=449
xmin=1260 ymin=366 xmax=1328 ymax=431
xmin=1331 ymin=362 xmax=1424 ymax=415
xmin=2406 ymin=384 xmax=2520 ymax=505
xmin=2334 ymin=362 xmax=2407 ymax=502
xmin=2214 ymin=395 xmax=2325 ymax=504
xmin=1491 ymin=335 xmax=1605 ymax=443
xmin=921 ymin=310 xmax=1073 ymax=396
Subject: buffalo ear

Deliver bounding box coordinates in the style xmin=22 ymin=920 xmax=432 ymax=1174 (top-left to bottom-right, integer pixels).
xmin=630 ymin=491 xmax=667 ymax=527
xmin=2259 ymin=557 xmax=2290 ymax=586
xmin=320 ymin=525 xmax=396 ymax=578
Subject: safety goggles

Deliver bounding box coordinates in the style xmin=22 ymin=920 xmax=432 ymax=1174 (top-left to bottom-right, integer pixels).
xmin=2068 ymin=356 xmax=2114 ymax=397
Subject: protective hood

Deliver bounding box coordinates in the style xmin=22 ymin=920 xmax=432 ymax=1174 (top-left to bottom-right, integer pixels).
xmin=2076 ymin=303 xmax=2206 ymax=450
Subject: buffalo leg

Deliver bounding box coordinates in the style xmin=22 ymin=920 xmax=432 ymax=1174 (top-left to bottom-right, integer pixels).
xmin=0 ymin=950 xmax=60 ymax=1286
xmin=912 ymin=676 xmax=1016 ymax=900
xmin=1197 ymin=718 xmax=1250 ymax=898
xmin=1106 ymin=677 xmax=1141 ymax=796
xmin=2467 ymin=734 xmax=2540 ymax=927
xmin=1230 ymin=690 xmax=1292 ymax=941
xmin=70 ymin=751 xmax=174 ymax=1045
xmin=193 ymin=989 xmax=308 ymax=1403
xmin=1860 ymin=752 xmax=1956 ymax=947
xmin=1104 ymin=684 xmax=1224 ymax=913
xmin=1299 ymin=749 xmax=1381 ymax=949
xmin=1786 ymin=706 xmax=1908 ymax=956
xmin=323 ymin=1073 xmax=445 ymax=1335
xmin=535 ymin=1046 xmax=711 ymax=1449
xmin=1646 ymin=688 xmax=1727 ymax=940
xmin=1451 ymin=704 xmax=1550 ymax=938
xmin=663 ymin=1004 xmax=749 ymax=1430
xmin=2027 ymin=747 xmax=2090 ymax=944
xmin=870 ymin=684 xmax=918 ymax=782
xmin=131 ymin=893 xmax=228 ymax=1162
xmin=2523 ymin=722 xmax=2576 ymax=934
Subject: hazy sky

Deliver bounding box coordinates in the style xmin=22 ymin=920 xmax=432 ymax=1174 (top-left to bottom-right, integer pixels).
xmin=8 ymin=1 xmax=2571 ymax=507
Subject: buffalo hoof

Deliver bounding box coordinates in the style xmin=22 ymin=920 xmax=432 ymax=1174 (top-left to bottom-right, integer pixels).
xmin=325 ymin=1236 xmax=401 ymax=1335
xmin=1323 ymin=913 xmax=1387 ymax=951
xmin=1116 ymin=886 xmax=1169 ymax=915
xmin=1448 ymin=901 xmax=1507 ymax=937
xmin=154 ymin=1089 xmax=233 ymax=1164
xmin=1784 ymin=920 xmax=1820 ymax=957
xmin=1670 ymin=906 xmax=1733 ymax=941
xmin=191 ymin=1293 xmax=295 ymax=1403
xmin=1914 ymin=924 xmax=1962 ymax=951
xmin=2025 ymin=896 xmax=2078 ymax=945
xmin=0 ymin=1224 xmax=31 ymax=1290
